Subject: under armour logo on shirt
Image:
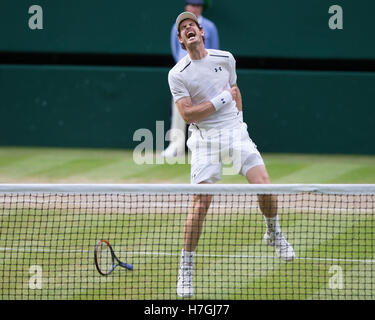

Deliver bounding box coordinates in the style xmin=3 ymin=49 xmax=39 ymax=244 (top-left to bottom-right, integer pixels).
xmin=214 ymin=67 xmax=222 ymax=72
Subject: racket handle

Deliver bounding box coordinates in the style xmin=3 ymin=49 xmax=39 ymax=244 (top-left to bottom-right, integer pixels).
xmin=120 ymin=261 xmax=133 ymax=270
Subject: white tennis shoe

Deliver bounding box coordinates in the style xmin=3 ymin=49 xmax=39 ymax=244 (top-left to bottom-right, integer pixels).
xmin=177 ymin=264 xmax=194 ymax=298
xmin=264 ymin=230 xmax=296 ymax=261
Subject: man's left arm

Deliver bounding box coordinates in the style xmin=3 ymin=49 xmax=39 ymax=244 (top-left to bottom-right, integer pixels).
xmin=228 ymin=52 xmax=242 ymax=113
xmin=231 ymin=85 xmax=242 ymax=112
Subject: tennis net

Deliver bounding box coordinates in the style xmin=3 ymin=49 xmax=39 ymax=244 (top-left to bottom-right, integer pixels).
xmin=0 ymin=184 xmax=374 ymax=300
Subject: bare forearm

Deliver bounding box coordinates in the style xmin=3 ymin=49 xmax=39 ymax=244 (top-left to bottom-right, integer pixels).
xmin=235 ymin=88 xmax=243 ymax=111
xmin=232 ymin=85 xmax=242 ymax=111
xmin=177 ymin=98 xmax=216 ymax=124
xmin=177 ymin=89 xmax=237 ymax=124
xmin=182 ymin=101 xmax=216 ymax=123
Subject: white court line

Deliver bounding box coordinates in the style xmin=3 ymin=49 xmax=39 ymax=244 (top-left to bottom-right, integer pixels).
xmin=0 ymin=246 xmax=374 ymax=264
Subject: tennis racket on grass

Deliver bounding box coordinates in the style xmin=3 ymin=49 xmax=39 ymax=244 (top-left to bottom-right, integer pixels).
xmin=94 ymin=239 xmax=133 ymax=276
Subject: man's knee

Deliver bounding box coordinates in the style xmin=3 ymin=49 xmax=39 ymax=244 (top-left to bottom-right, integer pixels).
xmin=246 ymin=166 xmax=271 ymax=184
xmin=252 ymin=174 xmax=270 ymax=184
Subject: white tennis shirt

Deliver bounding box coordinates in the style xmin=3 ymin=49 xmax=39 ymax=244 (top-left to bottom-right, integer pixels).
xmin=168 ymin=49 xmax=240 ymax=130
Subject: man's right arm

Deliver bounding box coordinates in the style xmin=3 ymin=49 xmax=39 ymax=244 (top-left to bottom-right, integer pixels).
xmin=176 ymin=87 xmax=238 ymax=124
xmin=176 ymin=97 xmax=216 ymax=124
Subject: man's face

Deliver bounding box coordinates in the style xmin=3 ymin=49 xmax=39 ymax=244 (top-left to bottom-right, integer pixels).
xmin=178 ymin=19 xmax=204 ymax=49
xmin=185 ymin=4 xmax=203 ymax=18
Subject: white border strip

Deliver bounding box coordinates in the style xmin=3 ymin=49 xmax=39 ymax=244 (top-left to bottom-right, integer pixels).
xmin=0 ymin=184 xmax=375 ymax=195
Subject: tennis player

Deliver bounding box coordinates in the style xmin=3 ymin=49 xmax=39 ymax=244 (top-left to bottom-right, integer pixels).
xmin=168 ymin=12 xmax=296 ymax=298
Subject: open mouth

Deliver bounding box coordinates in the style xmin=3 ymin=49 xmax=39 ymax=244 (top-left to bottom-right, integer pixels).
xmin=187 ymin=31 xmax=196 ymax=40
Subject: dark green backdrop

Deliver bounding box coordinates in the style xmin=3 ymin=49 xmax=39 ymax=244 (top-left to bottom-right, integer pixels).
xmin=2 ymin=0 xmax=375 ymax=59
xmin=1 ymin=65 xmax=374 ymax=154
xmin=1 ymin=0 xmax=374 ymax=154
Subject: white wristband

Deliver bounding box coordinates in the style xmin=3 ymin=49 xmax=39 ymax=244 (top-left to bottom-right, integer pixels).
xmin=210 ymin=90 xmax=233 ymax=111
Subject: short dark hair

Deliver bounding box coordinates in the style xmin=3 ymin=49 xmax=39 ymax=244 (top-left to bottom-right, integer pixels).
xmin=177 ymin=20 xmax=206 ymax=50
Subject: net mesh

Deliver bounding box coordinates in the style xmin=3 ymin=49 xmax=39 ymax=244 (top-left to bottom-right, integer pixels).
xmin=0 ymin=184 xmax=374 ymax=300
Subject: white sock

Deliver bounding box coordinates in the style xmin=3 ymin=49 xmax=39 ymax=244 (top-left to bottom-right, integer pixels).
xmin=180 ymin=249 xmax=194 ymax=266
xmin=264 ymin=215 xmax=282 ymax=233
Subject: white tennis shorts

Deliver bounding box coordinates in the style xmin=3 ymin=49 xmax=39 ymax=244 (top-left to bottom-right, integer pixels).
xmin=187 ymin=121 xmax=265 ymax=184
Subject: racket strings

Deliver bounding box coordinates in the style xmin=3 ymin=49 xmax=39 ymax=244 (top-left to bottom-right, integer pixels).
xmin=97 ymin=242 xmax=114 ymax=275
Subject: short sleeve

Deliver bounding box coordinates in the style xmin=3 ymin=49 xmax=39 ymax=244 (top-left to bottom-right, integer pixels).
xmin=228 ymin=53 xmax=237 ymax=86
xmin=168 ymin=71 xmax=190 ymax=102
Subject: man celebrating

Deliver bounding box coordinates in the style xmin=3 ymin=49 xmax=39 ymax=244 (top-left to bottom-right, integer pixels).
xmin=162 ymin=0 xmax=220 ymax=158
xmin=168 ymin=12 xmax=296 ymax=298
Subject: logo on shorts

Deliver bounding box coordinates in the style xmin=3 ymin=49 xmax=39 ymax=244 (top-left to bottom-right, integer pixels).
xmin=214 ymin=66 xmax=222 ymax=72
